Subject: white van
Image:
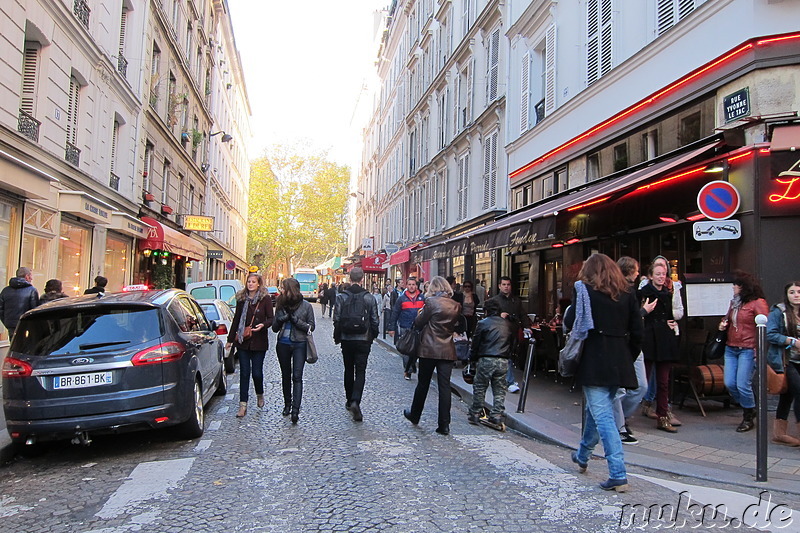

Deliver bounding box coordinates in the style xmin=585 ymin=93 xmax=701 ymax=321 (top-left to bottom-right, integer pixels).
xmin=186 ymin=279 xmax=243 ymax=309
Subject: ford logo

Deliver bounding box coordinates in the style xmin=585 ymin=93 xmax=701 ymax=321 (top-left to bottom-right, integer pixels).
xmin=71 ymin=357 xmax=94 ymax=365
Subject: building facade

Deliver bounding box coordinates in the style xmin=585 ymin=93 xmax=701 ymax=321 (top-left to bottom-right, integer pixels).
xmin=0 ymin=0 xmax=251 ymax=351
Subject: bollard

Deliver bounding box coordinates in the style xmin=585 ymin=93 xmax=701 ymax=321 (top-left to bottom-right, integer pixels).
xmin=755 ymin=313 xmax=768 ymax=482
xmin=516 ymin=338 xmax=536 ymax=413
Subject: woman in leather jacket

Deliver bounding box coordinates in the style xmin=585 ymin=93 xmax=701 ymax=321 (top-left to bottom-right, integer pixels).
xmin=403 ymin=276 xmax=462 ymax=435
xmin=272 ymin=277 xmax=315 ymax=424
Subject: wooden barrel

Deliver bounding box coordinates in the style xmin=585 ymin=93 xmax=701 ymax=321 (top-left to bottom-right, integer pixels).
xmin=691 ymin=364 xmax=727 ymax=395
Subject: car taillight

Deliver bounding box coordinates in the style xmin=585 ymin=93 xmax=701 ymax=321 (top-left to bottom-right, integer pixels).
xmin=131 ymin=342 xmax=185 ymax=366
xmin=2 ymin=357 xmax=33 ymax=378
xmin=215 ymin=324 xmax=228 ymax=335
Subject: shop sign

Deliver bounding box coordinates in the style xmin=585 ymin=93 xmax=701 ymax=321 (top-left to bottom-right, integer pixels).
xmin=697 ymin=181 xmax=740 ymax=220
xmin=183 ymin=215 xmax=214 ymax=231
xmin=59 ymin=191 xmax=113 ymax=224
xmin=692 ymin=220 xmax=741 ymax=241
xmin=362 ymin=237 xmax=374 ymax=251
xmin=723 ymin=88 xmax=750 ymax=123
xmin=207 ymin=249 xmax=223 ymax=259
xmin=761 ymin=153 xmax=800 ymax=217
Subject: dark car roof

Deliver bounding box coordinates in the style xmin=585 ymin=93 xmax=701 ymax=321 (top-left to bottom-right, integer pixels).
xmin=25 ymin=289 xmax=186 ymax=316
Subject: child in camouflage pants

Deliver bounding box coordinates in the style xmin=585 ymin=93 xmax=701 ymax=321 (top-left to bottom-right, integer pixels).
xmin=468 ymin=299 xmax=514 ymax=428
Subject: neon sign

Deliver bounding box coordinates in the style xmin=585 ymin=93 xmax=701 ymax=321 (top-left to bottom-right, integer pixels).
xmin=769 ymin=158 xmax=800 ymax=203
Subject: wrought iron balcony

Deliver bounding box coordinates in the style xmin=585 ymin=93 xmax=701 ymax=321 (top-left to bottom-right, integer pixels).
xmin=534 ymin=99 xmax=546 ymax=126
xmin=73 ymin=0 xmax=90 ymax=28
xmin=117 ymin=52 xmax=128 ymax=77
xmin=18 ymin=109 xmax=41 ymax=142
xmin=65 ymin=141 xmax=81 ymax=166
xmin=109 ymin=172 xmax=120 ymax=191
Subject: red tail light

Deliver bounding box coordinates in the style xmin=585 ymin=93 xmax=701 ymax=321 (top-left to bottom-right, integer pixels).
xmin=215 ymin=324 xmax=228 ymax=335
xmin=132 ymin=342 xmax=185 ymax=365
xmin=2 ymin=357 xmax=33 ymax=378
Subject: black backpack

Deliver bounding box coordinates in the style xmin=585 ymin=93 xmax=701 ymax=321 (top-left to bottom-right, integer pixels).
xmin=339 ymin=291 xmax=371 ymax=334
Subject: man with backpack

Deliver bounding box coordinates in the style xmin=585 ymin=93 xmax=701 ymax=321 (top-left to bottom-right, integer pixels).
xmin=333 ymin=267 xmax=380 ymax=422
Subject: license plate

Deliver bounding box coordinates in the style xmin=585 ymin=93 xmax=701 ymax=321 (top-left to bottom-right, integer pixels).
xmin=53 ymin=371 xmax=113 ymax=390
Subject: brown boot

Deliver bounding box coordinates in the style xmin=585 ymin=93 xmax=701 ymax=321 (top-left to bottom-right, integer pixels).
xmin=257 ymin=394 xmax=265 ymax=408
xmin=236 ymin=401 xmax=247 ymax=418
xmin=772 ymin=419 xmax=800 ymax=447
xmin=657 ymin=416 xmax=678 ymax=433
xmin=667 ymin=408 xmax=682 ymax=427
xmin=641 ymin=401 xmax=657 ymax=420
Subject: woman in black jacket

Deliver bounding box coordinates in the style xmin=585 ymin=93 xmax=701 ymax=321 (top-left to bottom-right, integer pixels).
xmin=565 ymin=253 xmax=642 ymax=493
xmin=227 ymin=273 xmax=274 ymax=418
xmin=272 ymin=277 xmax=315 ymax=424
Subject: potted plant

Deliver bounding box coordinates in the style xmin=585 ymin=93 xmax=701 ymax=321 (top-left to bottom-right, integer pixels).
xmin=161 ymin=204 xmax=173 ymax=215
xmin=192 ymin=129 xmax=203 ymax=148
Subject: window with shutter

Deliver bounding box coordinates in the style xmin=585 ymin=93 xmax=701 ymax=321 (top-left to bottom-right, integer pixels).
xmin=453 ymin=69 xmax=461 ymax=136
xmin=520 ymin=52 xmax=530 ymax=134
xmin=143 ymin=141 xmax=154 ymax=192
xmin=544 ymin=24 xmax=556 ymax=115
xmin=457 ymin=152 xmax=469 ymax=221
xmin=440 ymin=169 xmax=447 ymax=228
xmin=466 ymin=58 xmax=474 ymax=126
xmin=657 ymin=0 xmax=696 ymax=36
xmin=110 ymin=121 xmax=119 ymax=173
xmin=463 ymin=0 xmax=471 ymax=35
xmin=20 ymin=43 xmax=40 ymax=116
xmin=482 ymin=130 xmax=498 ymax=210
xmin=119 ymin=9 xmax=127 ymax=51
xmin=587 ymin=0 xmax=613 ymax=85
xmin=66 ymin=77 xmax=80 ymax=146
xmin=487 ymin=28 xmax=500 ymax=102
xmin=161 ymin=159 xmax=171 ymax=204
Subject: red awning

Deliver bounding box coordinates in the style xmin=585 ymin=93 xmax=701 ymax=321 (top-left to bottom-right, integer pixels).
xmin=389 ymin=248 xmax=411 ymax=266
xmin=139 ymin=216 xmax=205 ymax=261
xmin=362 ymin=253 xmax=387 ymax=272
xmin=771 ymin=125 xmax=800 ymax=151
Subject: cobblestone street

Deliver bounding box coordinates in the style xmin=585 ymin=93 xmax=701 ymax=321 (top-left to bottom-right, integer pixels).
xmin=0 ymin=307 xmax=786 ymax=532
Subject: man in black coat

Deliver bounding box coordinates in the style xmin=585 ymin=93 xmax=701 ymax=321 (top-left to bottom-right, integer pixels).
xmin=84 ymin=275 xmax=108 ymax=295
xmin=0 ymin=267 xmax=40 ymax=335
xmin=487 ymin=276 xmax=532 ymax=393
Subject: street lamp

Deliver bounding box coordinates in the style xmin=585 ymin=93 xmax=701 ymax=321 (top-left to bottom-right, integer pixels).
xmin=350 ymin=191 xmax=365 ymax=198
xmin=209 ymin=131 xmax=233 ymax=143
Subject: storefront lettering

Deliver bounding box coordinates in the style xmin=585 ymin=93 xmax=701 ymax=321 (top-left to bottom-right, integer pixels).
xmin=768 ymin=177 xmax=800 ymax=203
xmin=84 ymin=202 xmax=109 ymax=219
xmin=470 ymin=241 xmax=491 ymax=254
xmin=127 ymin=222 xmax=144 ymax=235
xmin=508 ymin=228 xmax=539 ymax=247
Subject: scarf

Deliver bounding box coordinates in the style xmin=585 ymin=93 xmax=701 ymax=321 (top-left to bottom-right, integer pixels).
xmin=729 ymin=294 xmax=743 ymax=331
xmin=571 ymin=280 xmax=594 ymax=341
xmin=236 ymin=291 xmax=262 ymax=344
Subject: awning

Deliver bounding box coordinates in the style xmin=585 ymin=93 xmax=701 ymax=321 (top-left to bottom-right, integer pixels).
xmin=58 ymin=191 xmax=115 ymax=225
xmin=0 ymin=149 xmax=58 ymax=200
xmin=389 ymin=247 xmax=413 ymax=266
xmin=139 ymin=216 xmax=205 ymax=261
xmin=770 ymin=125 xmax=800 ymax=151
xmin=314 ymin=256 xmax=342 ymax=273
xmin=109 ymin=212 xmax=152 ymax=239
xmin=362 ymin=253 xmax=387 ymax=272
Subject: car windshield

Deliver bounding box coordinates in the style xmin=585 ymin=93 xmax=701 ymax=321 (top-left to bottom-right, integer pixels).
xmin=11 ymin=307 xmax=163 ymax=356
xmin=295 ymin=274 xmax=316 ymax=283
xmin=200 ymin=304 xmax=220 ymax=320
xmin=190 ymin=287 xmax=217 ymax=300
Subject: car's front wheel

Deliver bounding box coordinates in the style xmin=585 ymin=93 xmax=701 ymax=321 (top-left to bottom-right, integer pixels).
xmin=176 ymin=379 xmax=204 ymax=439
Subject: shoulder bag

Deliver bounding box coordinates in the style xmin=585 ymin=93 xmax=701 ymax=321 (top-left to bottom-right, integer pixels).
xmin=558 ymin=332 xmax=584 ymax=378
xmin=396 ymin=326 xmax=422 ymax=356
xmin=306 ymin=329 xmax=318 ymax=364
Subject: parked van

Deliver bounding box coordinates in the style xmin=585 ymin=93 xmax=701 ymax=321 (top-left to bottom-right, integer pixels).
xmin=186 ymin=279 xmax=243 ymax=309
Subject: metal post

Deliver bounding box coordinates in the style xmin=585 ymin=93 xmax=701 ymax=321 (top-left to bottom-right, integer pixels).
xmin=755 ymin=313 xmax=768 ymax=482
xmin=517 ymin=339 xmax=536 ymax=413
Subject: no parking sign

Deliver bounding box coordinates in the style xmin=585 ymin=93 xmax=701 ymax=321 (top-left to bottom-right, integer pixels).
xmin=697 ymin=181 xmax=740 ymax=220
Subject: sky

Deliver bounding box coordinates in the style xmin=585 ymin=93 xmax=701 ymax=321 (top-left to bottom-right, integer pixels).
xmin=229 ymin=0 xmax=387 ymax=168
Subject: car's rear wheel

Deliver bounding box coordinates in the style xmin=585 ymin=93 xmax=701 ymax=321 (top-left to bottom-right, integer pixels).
xmin=177 ymin=379 xmax=204 ymax=439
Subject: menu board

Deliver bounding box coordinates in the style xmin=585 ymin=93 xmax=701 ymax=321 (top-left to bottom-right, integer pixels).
xmin=685 ymin=283 xmax=732 ymax=317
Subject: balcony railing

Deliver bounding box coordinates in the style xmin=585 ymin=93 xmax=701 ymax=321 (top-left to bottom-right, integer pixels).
xmin=534 ymin=99 xmax=546 ymax=126
xmin=18 ymin=109 xmax=41 ymax=142
xmin=73 ymin=0 xmax=90 ymax=28
xmin=109 ymin=172 xmax=120 ymax=191
xmin=65 ymin=142 xmax=81 ymax=166
xmin=117 ymin=52 xmax=128 ymax=78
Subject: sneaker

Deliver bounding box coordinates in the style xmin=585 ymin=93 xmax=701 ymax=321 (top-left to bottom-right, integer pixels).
xmin=624 ymin=424 xmax=634 ymax=437
xmin=467 ymin=413 xmax=481 ymax=425
xmin=620 ymin=432 xmax=639 ymax=445
xmin=508 ymin=383 xmax=520 ymax=393
xmin=349 ymin=402 xmax=363 ymax=422
xmin=571 ymin=451 xmax=588 ymax=473
xmin=600 ymin=478 xmax=629 ymax=492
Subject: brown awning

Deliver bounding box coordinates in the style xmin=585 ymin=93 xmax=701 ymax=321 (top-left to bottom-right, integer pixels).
xmin=770 ymin=125 xmax=800 ymax=151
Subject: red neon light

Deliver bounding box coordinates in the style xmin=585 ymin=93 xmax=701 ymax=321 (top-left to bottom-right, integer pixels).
xmin=686 ymin=213 xmax=706 ymax=222
xmin=551 ymin=242 xmax=565 ymax=248
xmin=769 ymin=178 xmax=800 ymax=203
xmin=565 ymin=237 xmax=581 ymax=245
xmin=566 ymin=196 xmax=611 ymax=212
xmin=727 ymin=151 xmax=753 ymax=163
xmin=509 ymin=32 xmax=800 ymax=180
xmin=759 ymin=148 xmax=771 ymax=154
xmin=635 ymin=167 xmax=706 ymax=192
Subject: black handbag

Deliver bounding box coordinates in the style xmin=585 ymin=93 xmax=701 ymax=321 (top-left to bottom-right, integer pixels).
xmin=396 ymin=327 xmax=421 ymax=356
xmin=704 ymin=329 xmax=727 ymax=361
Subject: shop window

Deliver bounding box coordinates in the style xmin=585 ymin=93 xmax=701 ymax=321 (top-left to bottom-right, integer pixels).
xmin=613 ymin=143 xmax=628 ymax=172
xmin=641 ymin=130 xmax=658 ymax=161
xmin=555 ymin=167 xmax=568 ymax=192
xmin=57 ymin=219 xmax=91 ymax=296
xmin=105 ymin=233 xmax=130 ymax=292
xmin=542 ymin=176 xmax=554 ymax=198
xmin=587 ymin=152 xmax=600 ymax=181
xmin=679 ymin=112 xmax=701 ymax=146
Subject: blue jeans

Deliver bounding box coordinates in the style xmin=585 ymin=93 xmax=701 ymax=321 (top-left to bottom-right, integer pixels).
xmin=613 ymin=353 xmax=647 ymax=430
xmin=277 ymin=341 xmax=306 ymax=412
xmin=724 ymin=346 xmax=756 ymax=409
xmin=238 ymin=349 xmax=266 ymax=402
xmin=577 ymin=386 xmax=627 ymax=480
xmin=506 ymin=360 xmax=517 ymax=386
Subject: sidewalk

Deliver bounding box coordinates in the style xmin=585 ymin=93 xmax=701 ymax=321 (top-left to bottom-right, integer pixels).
xmin=377 ymin=338 xmax=800 ymax=496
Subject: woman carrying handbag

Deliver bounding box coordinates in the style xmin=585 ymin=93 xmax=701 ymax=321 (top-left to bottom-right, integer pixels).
xmin=272 ymin=277 xmax=315 ymax=424
xmin=227 ymin=273 xmax=274 ymax=418
xmin=767 ymin=281 xmax=800 ymax=446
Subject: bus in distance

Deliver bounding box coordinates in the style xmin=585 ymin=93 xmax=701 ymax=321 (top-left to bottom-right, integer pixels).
xmin=293 ymin=268 xmax=318 ymax=301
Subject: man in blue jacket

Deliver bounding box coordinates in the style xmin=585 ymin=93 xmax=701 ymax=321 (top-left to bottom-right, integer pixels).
xmin=388 ymin=276 xmax=425 ymax=379
xmin=0 ymin=267 xmax=40 ymax=336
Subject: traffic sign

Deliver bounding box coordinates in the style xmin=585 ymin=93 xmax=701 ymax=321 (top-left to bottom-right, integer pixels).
xmin=697 ymin=181 xmax=740 ymax=220
xmin=693 ymin=220 xmax=741 ymax=241
xmin=225 ymin=260 xmax=236 ymax=271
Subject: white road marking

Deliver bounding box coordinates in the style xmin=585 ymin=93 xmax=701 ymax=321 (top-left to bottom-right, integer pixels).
xmin=0 ymin=495 xmax=34 ymax=518
xmin=193 ymin=439 xmax=213 ymax=452
xmin=629 ymin=474 xmax=799 ymax=532
xmin=94 ymin=458 xmax=195 ymax=519
xmin=217 ymin=406 xmax=229 ymax=414
xmin=208 ymin=420 xmax=221 ymax=431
